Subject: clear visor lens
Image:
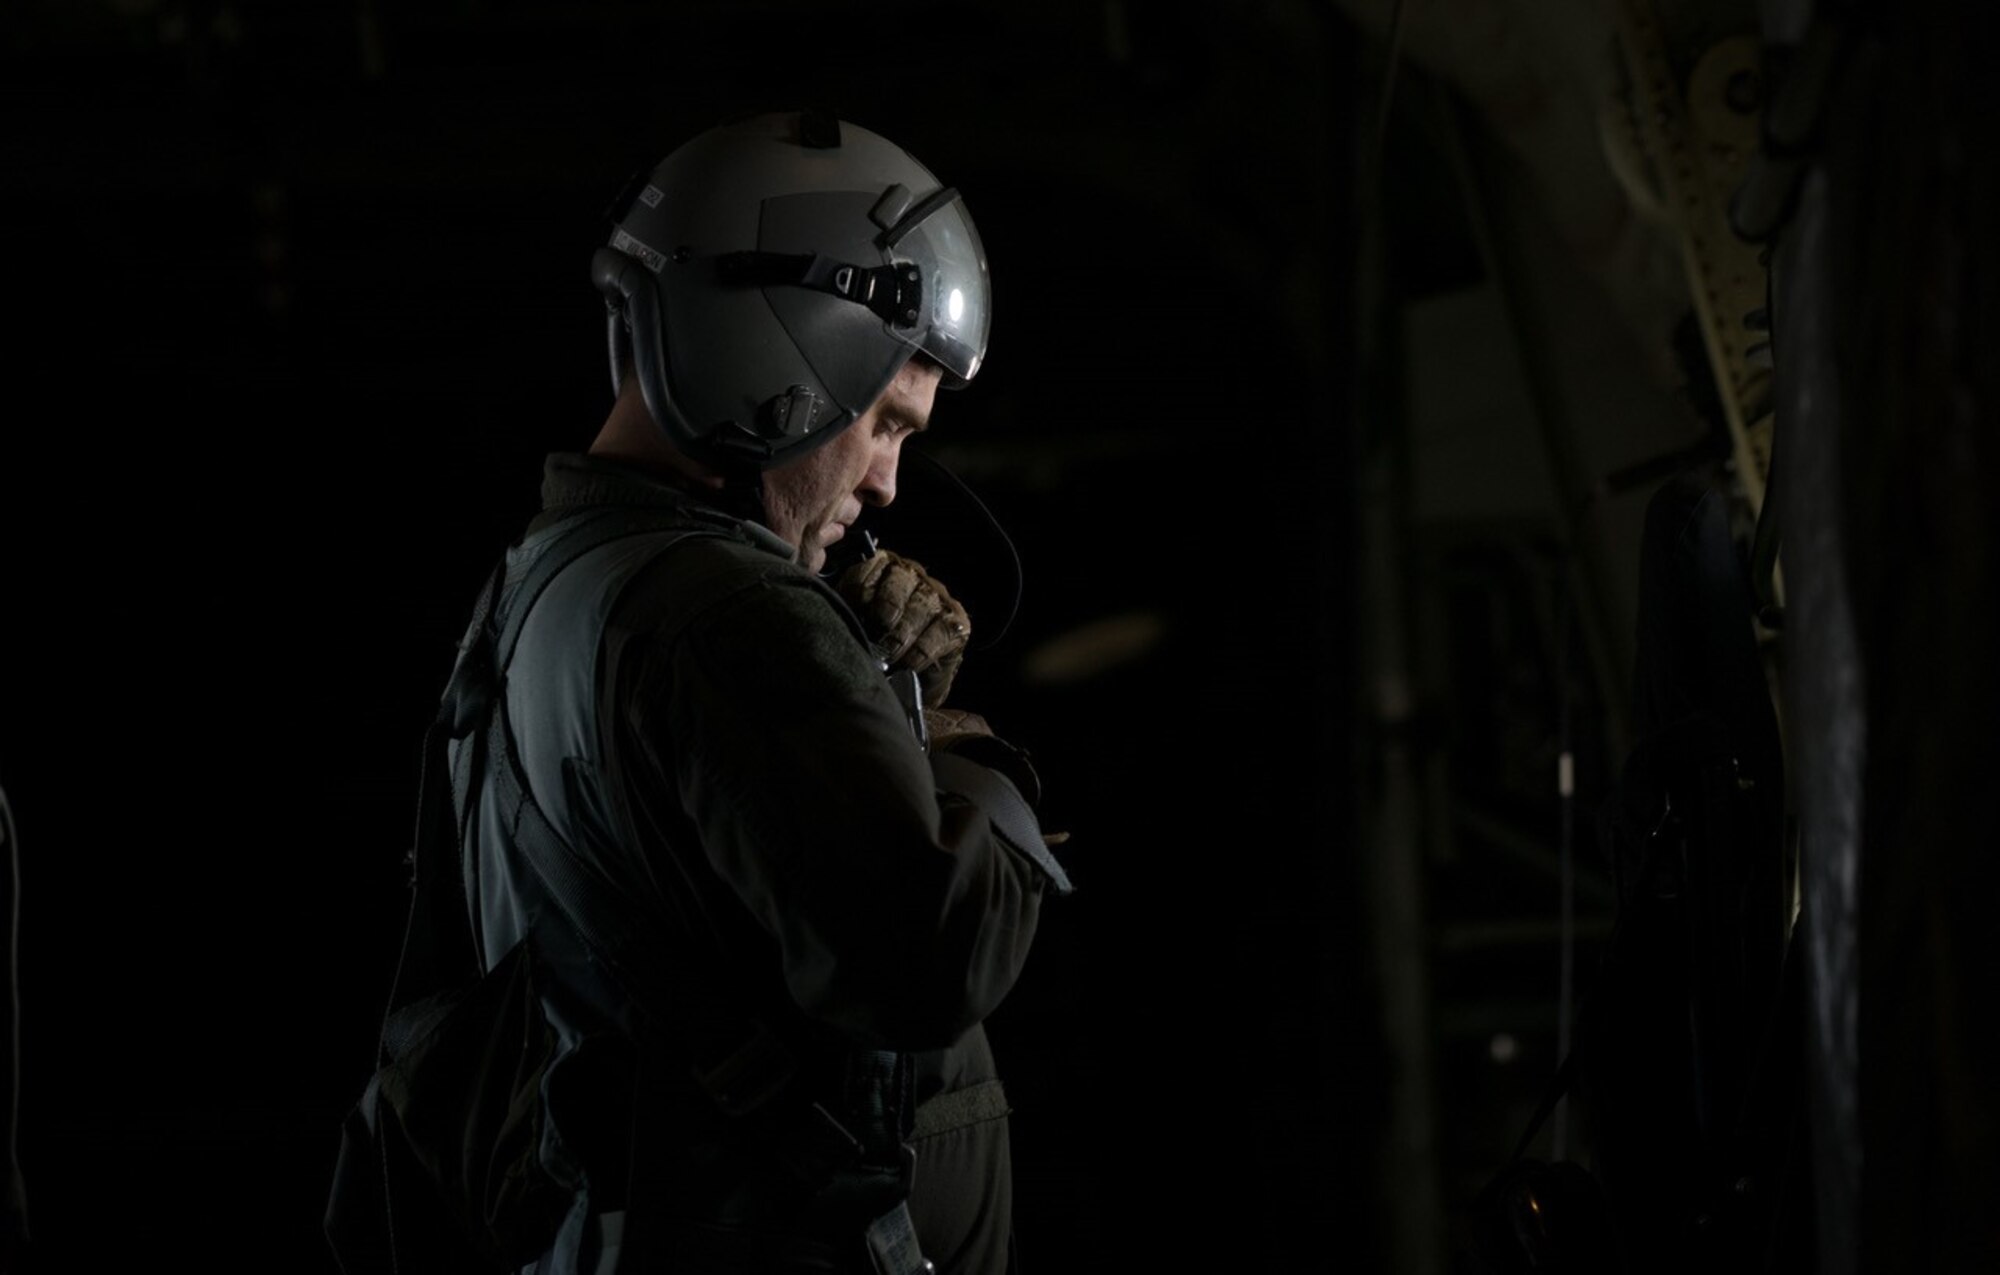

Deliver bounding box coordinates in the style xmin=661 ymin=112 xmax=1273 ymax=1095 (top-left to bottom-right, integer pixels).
xmin=890 ymin=196 xmax=990 ymax=384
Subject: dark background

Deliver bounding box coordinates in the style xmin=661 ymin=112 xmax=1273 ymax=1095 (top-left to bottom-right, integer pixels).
xmin=4 ymin=3 xmax=1371 ymax=1271
xmin=9 ymin=2 xmax=1999 ymax=1273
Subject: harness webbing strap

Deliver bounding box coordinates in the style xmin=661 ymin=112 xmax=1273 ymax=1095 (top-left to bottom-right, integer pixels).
xmin=461 ymin=510 xmax=788 ymax=1095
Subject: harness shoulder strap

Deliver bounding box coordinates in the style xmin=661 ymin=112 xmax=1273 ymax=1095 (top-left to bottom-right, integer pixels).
xmin=447 ymin=512 xmax=809 ymax=1102
xmin=460 ymin=509 xmax=930 ymax=1269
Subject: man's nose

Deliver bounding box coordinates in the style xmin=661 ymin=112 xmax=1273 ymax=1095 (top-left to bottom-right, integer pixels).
xmin=860 ymin=451 xmax=898 ymax=508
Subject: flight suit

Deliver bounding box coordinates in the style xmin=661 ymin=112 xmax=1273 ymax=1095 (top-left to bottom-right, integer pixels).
xmin=463 ymin=452 xmax=1066 ymax=1273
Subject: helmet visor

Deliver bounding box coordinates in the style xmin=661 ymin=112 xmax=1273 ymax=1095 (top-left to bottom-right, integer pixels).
xmin=887 ymin=193 xmax=990 ymax=385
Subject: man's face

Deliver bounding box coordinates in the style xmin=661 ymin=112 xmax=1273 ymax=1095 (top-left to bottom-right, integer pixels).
xmin=762 ymin=358 xmax=942 ymax=572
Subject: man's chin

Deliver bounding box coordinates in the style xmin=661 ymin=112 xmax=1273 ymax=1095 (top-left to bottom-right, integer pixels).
xmin=799 ymin=523 xmax=844 ymax=573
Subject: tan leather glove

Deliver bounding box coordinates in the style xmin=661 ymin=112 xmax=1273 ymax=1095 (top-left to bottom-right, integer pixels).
xmin=835 ymin=550 xmax=970 ymax=708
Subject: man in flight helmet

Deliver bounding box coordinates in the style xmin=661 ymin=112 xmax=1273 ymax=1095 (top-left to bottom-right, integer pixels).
xmin=426 ymin=111 xmax=1068 ymax=1275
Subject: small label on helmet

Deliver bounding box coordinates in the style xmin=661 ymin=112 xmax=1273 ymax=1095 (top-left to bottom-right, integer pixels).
xmin=612 ymin=228 xmax=667 ymax=274
xmin=638 ymin=184 xmax=664 ymax=208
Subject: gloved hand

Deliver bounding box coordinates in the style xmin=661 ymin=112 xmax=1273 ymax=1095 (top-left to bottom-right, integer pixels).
xmin=922 ymin=707 xmax=1046 ymax=812
xmin=835 ymin=550 xmax=971 ymax=708
xmin=922 ymin=707 xmax=994 ymax=754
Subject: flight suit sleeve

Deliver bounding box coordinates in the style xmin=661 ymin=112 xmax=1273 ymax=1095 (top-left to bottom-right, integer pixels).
xmin=657 ymin=566 xmax=1058 ymax=1051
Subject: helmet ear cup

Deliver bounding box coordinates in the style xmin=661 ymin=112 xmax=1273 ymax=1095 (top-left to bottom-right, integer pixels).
xmin=592 ymin=246 xmax=724 ymax=462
